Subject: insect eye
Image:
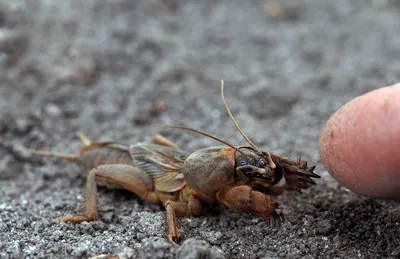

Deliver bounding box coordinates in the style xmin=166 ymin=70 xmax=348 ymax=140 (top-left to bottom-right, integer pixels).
xmin=258 ymin=160 xmax=265 ymax=167
xmin=240 ymin=160 xmax=247 ymax=166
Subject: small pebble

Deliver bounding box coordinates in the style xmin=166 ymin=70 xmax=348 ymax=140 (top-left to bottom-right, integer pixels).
xmin=45 ymin=104 xmax=62 ymax=117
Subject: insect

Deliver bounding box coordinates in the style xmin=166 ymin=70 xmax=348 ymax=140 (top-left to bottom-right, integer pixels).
xmin=27 ymin=80 xmax=319 ymax=243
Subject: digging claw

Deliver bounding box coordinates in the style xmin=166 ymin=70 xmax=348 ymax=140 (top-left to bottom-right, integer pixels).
xmin=269 ymin=203 xmax=284 ymax=226
xmin=270 ymin=210 xmax=284 ymax=226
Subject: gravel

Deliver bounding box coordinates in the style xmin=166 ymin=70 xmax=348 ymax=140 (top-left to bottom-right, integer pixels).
xmin=1 ymin=0 xmax=399 ymax=258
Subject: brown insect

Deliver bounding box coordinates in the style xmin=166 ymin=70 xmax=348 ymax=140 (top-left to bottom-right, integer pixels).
xmin=27 ymin=80 xmax=319 ymax=243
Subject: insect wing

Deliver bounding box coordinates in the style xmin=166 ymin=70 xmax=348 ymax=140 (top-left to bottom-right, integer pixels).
xmin=129 ymin=144 xmax=189 ymax=192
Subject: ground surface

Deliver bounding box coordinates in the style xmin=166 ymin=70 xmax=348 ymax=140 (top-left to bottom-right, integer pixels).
xmin=0 ymin=0 xmax=400 ymax=258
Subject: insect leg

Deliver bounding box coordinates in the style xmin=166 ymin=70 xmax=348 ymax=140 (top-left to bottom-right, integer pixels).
xmin=164 ymin=196 xmax=202 ymax=243
xmin=61 ymin=168 xmax=98 ymax=222
xmin=217 ymin=185 xmax=282 ymax=222
xmin=152 ymin=134 xmax=179 ymax=149
xmin=61 ymin=164 xmax=159 ymax=223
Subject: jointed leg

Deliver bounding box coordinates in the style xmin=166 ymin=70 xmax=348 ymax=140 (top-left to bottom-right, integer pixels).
xmin=164 ymin=196 xmax=202 ymax=243
xmin=216 ymin=185 xmax=281 ymax=222
xmin=61 ymin=168 xmax=98 ymax=222
xmin=62 ymin=164 xmax=159 ymax=223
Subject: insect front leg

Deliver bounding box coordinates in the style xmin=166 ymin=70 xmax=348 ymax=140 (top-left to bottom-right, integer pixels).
xmin=61 ymin=164 xmax=159 ymax=223
xmin=164 ymin=195 xmax=202 ymax=243
xmin=216 ymin=185 xmax=282 ymax=222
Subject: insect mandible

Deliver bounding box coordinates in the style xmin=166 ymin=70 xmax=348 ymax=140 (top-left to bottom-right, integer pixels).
xmin=27 ymin=80 xmax=320 ymax=243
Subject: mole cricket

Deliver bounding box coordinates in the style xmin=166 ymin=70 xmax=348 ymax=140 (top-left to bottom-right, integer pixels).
xmin=27 ymin=80 xmax=320 ymax=243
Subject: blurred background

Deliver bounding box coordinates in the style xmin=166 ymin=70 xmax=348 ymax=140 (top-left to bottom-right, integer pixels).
xmin=1 ymin=0 xmax=399 ymax=258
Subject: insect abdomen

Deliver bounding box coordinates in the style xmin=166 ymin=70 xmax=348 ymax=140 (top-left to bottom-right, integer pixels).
xmin=77 ymin=144 xmax=133 ymax=174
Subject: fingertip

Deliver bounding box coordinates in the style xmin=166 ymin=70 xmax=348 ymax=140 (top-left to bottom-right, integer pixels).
xmin=319 ymin=83 xmax=400 ymax=200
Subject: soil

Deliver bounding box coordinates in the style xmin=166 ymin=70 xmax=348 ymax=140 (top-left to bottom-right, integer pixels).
xmin=1 ymin=0 xmax=399 ymax=258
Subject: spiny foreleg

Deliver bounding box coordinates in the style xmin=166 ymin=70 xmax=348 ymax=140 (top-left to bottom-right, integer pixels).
xmin=217 ymin=185 xmax=283 ymax=223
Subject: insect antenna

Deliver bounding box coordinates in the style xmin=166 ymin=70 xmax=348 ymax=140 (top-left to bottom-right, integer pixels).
xmin=162 ymin=125 xmax=246 ymax=156
xmin=220 ymin=79 xmax=276 ymax=169
xmin=220 ymin=80 xmax=258 ymax=150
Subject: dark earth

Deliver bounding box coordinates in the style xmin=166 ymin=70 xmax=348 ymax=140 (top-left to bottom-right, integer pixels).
xmin=1 ymin=0 xmax=400 ymax=258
